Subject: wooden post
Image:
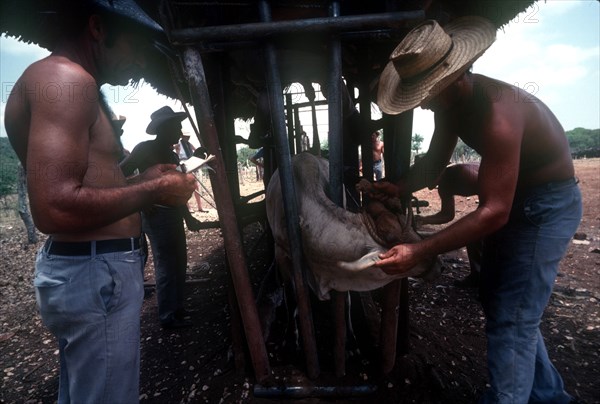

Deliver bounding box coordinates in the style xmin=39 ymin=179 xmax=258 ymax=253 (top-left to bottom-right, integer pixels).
xmin=181 ymin=47 xmax=270 ymax=382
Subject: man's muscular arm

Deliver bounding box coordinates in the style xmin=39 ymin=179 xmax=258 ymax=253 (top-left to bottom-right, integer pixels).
xmin=376 ymin=103 xmax=523 ymax=274
xmin=25 ymin=62 xmax=195 ymax=234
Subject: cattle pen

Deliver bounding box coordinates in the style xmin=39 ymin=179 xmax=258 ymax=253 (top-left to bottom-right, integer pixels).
xmin=0 ymin=0 xmax=538 ymax=400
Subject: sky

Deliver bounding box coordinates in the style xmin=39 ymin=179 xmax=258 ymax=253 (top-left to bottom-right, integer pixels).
xmin=1 ymin=0 xmax=599 ymax=152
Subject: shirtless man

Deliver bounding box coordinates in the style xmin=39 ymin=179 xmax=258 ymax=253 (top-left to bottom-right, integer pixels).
xmin=372 ymin=131 xmax=385 ymax=180
xmin=3 ymin=2 xmax=195 ymax=402
xmin=375 ymin=18 xmax=581 ymax=403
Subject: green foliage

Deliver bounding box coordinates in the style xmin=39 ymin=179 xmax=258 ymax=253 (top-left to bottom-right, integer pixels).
xmin=237 ymin=146 xmax=260 ymax=166
xmin=566 ymin=128 xmax=599 ymax=152
xmin=452 ymin=139 xmax=480 ymax=162
xmin=412 ymin=133 xmax=424 ymax=155
xmin=0 ymin=137 xmax=20 ymax=197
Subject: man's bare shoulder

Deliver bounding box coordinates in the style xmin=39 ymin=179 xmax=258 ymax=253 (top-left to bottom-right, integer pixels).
xmin=17 ymin=55 xmax=98 ymax=106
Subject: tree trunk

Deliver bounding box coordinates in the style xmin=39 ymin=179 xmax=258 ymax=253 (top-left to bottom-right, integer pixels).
xmin=17 ymin=164 xmax=37 ymax=244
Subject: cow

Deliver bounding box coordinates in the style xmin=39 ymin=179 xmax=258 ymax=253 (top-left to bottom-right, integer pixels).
xmin=265 ymin=152 xmax=441 ymax=301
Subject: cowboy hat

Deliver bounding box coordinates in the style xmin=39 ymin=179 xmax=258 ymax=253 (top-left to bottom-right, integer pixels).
xmin=91 ymin=0 xmax=163 ymax=34
xmin=146 ymin=106 xmax=187 ymax=134
xmin=377 ymin=16 xmax=496 ymax=115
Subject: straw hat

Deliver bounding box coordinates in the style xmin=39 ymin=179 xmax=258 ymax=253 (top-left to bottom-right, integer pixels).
xmin=146 ymin=106 xmax=187 ymax=134
xmin=377 ymin=16 xmax=496 ymax=115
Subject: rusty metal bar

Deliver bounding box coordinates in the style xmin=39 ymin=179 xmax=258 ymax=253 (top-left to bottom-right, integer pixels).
xmin=258 ymin=0 xmax=320 ymax=380
xmin=181 ymin=47 xmax=270 ymax=383
xmin=171 ymin=10 xmax=424 ymax=44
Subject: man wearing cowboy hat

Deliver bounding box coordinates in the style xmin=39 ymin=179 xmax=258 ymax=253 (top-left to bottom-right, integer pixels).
xmin=121 ymin=106 xmax=202 ymax=331
xmin=4 ymin=1 xmax=196 ymax=403
xmin=373 ymin=17 xmax=580 ymax=403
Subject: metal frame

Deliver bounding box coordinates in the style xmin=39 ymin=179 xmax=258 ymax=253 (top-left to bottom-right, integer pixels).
xmin=166 ymin=1 xmax=421 ymax=387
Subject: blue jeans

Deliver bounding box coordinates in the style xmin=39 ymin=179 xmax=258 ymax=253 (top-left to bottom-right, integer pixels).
xmin=142 ymin=207 xmax=187 ymax=324
xmin=479 ymin=178 xmax=581 ymax=404
xmin=34 ymin=241 xmax=145 ymax=404
xmin=373 ymin=160 xmax=384 ymax=181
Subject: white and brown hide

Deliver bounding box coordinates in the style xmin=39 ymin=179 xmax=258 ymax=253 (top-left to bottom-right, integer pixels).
xmin=266 ymin=152 xmax=441 ymax=300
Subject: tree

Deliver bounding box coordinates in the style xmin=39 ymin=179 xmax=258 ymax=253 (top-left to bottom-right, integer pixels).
xmin=0 ymin=137 xmax=19 ymax=198
xmin=452 ymin=139 xmax=480 ymax=162
xmin=17 ymin=164 xmax=37 ymax=243
xmin=566 ymin=127 xmax=599 ymax=152
xmin=237 ymin=146 xmax=259 ymax=165
xmin=412 ymin=133 xmax=424 ymax=155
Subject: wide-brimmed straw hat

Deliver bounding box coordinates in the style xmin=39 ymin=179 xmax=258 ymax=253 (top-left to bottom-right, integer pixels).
xmin=377 ymin=16 xmax=496 ymax=115
xmin=146 ymin=106 xmax=187 ymax=134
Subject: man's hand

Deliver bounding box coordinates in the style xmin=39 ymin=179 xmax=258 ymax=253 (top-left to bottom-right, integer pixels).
xmin=139 ymin=164 xmax=178 ymax=181
xmin=369 ymin=181 xmax=401 ymax=202
xmin=375 ymin=243 xmax=420 ymax=274
xmin=154 ymin=169 xmax=197 ymax=207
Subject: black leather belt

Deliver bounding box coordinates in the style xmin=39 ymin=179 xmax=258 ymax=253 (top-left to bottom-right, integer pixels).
xmin=45 ymin=237 xmax=141 ymax=256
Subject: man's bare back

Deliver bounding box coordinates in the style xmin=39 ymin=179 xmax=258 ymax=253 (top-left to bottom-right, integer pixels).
xmin=437 ymin=74 xmax=574 ymax=190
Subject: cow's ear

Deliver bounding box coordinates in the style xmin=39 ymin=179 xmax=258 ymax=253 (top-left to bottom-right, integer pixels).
xmin=337 ymin=251 xmax=382 ymax=272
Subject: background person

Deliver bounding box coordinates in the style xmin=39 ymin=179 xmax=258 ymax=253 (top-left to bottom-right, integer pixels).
xmin=372 ymin=131 xmax=385 ymax=180
xmin=374 ymin=17 xmax=581 ymax=403
xmin=176 ymin=133 xmax=208 ymax=213
xmin=249 ymin=147 xmax=265 ymax=181
xmin=3 ymin=2 xmax=196 ymax=403
xmin=121 ymin=106 xmax=197 ymax=330
xmin=415 ymin=162 xmax=482 ymax=288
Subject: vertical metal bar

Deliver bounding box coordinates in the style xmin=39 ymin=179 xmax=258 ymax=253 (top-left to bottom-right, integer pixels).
xmin=358 ymin=54 xmax=374 ymax=183
xmin=285 ymin=93 xmax=295 ymax=155
xmin=327 ymin=0 xmax=347 ymax=378
xmin=258 ymin=0 xmax=320 ymax=380
xmin=328 ymin=1 xmax=343 ymax=206
xmin=385 ymin=111 xmax=413 ymax=183
xmin=293 ymin=107 xmax=302 ymax=153
xmin=181 ymin=47 xmax=270 ymax=382
xmin=391 ymin=111 xmax=414 ymax=356
xmin=379 ymin=110 xmax=415 ymax=372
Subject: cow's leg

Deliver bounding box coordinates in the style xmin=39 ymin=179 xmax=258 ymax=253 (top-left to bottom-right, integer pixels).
xmin=256 ymin=258 xmax=285 ymax=343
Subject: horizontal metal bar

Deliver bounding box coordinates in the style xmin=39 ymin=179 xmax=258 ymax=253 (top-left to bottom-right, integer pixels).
xmin=254 ymin=384 xmax=378 ymax=398
xmin=171 ymin=10 xmax=424 ymax=44
xmin=194 ymin=28 xmax=406 ymax=52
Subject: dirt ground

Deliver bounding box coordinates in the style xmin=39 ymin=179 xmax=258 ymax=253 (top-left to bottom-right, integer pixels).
xmin=1 ymin=159 xmax=598 ymax=404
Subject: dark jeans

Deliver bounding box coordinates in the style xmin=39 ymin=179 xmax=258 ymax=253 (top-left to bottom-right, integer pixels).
xmin=142 ymin=207 xmax=187 ymax=324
